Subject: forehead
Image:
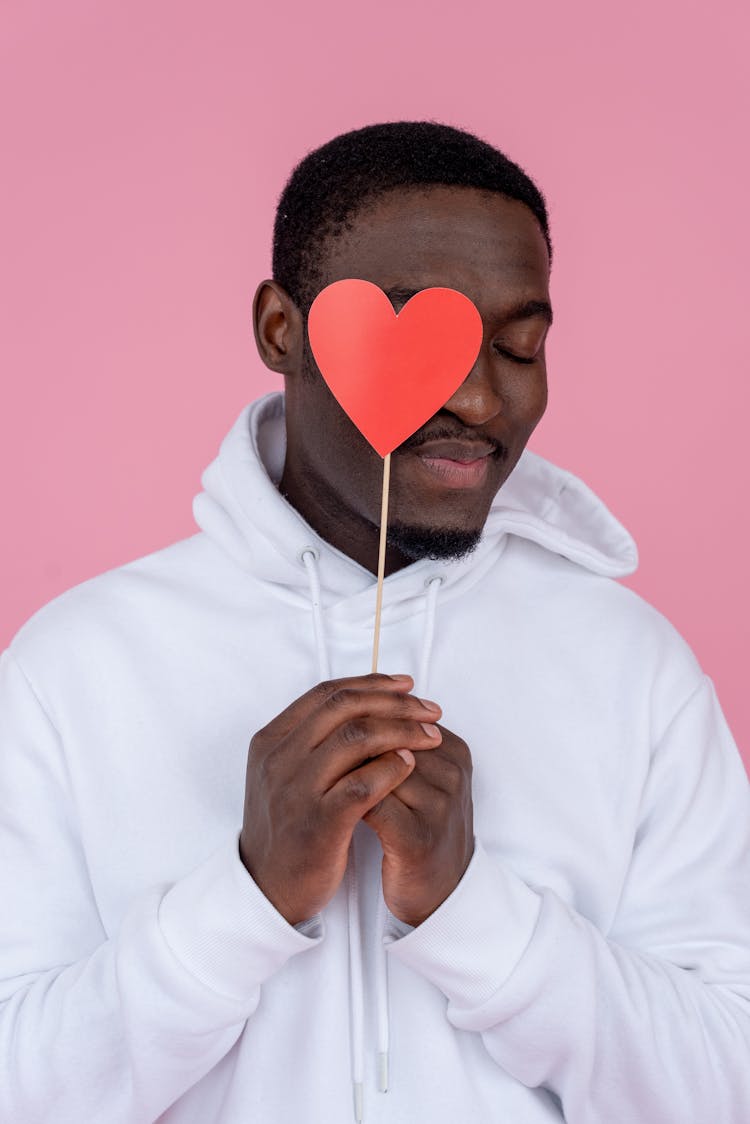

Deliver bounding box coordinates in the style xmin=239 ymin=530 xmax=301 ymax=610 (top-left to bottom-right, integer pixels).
xmin=319 ymin=186 xmax=550 ymax=310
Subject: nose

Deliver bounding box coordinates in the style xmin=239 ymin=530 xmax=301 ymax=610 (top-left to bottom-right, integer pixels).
xmin=441 ymin=346 xmax=502 ymax=427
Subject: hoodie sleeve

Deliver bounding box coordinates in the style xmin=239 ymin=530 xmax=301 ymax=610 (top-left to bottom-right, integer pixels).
xmin=0 ymin=650 xmax=322 ymax=1123
xmin=386 ymin=675 xmax=750 ymax=1122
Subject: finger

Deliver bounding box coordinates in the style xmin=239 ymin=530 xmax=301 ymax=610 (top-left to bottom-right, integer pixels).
xmin=383 ymin=747 xmax=469 ymax=812
xmin=323 ymin=750 xmax=417 ymax=830
xmin=362 ymin=790 xmax=416 ymax=835
xmin=314 ymin=717 xmax=442 ymax=792
xmin=406 ymin=728 xmax=473 ymax=785
xmin=283 ymin=684 xmax=441 ymax=757
xmin=255 ymin=673 xmax=416 ymax=742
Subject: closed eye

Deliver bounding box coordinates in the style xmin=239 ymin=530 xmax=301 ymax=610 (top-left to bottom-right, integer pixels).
xmin=493 ymin=345 xmax=537 ymax=365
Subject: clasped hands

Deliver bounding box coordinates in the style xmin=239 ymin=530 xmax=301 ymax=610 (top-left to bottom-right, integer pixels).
xmin=239 ymin=674 xmax=474 ymax=928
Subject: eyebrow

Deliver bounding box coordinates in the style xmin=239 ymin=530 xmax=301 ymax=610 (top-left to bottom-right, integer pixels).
xmin=385 ymin=287 xmax=553 ymax=325
xmin=508 ymin=299 xmax=554 ymax=326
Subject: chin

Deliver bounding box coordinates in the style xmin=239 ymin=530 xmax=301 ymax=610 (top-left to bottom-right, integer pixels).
xmin=385 ymin=522 xmax=484 ymax=563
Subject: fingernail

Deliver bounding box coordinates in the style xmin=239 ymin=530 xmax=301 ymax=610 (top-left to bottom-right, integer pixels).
xmin=396 ymin=748 xmax=415 ymax=765
xmin=419 ymin=698 xmax=441 ymax=713
xmin=389 ymin=674 xmax=413 ymax=682
xmin=420 ymin=723 xmax=441 ymax=738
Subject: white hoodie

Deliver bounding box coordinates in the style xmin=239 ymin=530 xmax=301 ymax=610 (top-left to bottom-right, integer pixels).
xmin=1 ymin=391 xmax=749 ymax=1124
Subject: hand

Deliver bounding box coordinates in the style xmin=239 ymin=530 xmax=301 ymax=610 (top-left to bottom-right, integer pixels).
xmin=363 ymin=722 xmax=474 ymax=927
xmin=238 ymin=674 xmax=442 ymax=925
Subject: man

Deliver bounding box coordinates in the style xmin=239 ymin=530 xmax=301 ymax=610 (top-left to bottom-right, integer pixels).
xmin=1 ymin=122 xmax=749 ymax=1123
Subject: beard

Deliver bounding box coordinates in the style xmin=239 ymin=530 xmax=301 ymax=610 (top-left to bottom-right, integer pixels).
xmin=385 ymin=521 xmax=483 ymax=562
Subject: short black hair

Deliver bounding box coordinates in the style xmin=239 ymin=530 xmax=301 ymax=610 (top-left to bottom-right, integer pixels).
xmin=272 ymin=120 xmax=551 ymax=313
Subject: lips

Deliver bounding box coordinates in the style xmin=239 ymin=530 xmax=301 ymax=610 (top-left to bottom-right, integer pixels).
xmin=409 ymin=439 xmax=497 ymax=461
xmin=403 ymin=440 xmax=497 ymax=490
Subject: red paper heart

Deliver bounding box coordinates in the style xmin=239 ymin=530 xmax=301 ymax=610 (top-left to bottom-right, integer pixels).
xmin=307 ymin=279 xmax=483 ymax=457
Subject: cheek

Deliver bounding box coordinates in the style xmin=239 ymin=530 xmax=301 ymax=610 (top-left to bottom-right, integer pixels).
xmin=530 ymin=372 xmax=548 ymax=423
xmin=508 ymin=368 xmax=548 ymax=432
xmin=315 ymin=401 xmax=385 ymax=511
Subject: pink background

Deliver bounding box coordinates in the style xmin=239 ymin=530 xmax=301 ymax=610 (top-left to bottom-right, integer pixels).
xmin=2 ymin=1 xmax=748 ymax=769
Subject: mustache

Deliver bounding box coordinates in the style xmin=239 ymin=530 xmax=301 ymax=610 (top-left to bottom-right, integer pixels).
xmin=397 ymin=423 xmax=508 ymax=460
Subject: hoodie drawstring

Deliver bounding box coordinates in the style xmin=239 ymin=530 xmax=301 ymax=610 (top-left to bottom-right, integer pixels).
xmin=418 ymin=576 xmax=443 ymax=697
xmin=374 ymin=892 xmax=390 ymax=1093
xmin=302 ymin=548 xmax=331 ymax=681
xmin=301 ymin=550 xmax=443 ymax=1121
xmin=303 ymin=549 xmax=364 ymax=1119
xmin=347 ymin=846 xmax=365 ymax=1122
xmin=373 ymin=574 xmax=443 ymax=1098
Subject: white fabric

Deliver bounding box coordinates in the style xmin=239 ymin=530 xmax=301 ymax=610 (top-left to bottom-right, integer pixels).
xmin=1 ymin=390 xmax=749 ymax=1123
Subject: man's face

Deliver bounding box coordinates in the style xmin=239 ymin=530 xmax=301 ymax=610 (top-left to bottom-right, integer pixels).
xmin=281 ymin=185 xmax=552 ymax=568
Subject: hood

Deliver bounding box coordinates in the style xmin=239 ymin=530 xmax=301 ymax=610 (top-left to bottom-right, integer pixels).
xmin=192 ymin=392 xmax=638 ymax=619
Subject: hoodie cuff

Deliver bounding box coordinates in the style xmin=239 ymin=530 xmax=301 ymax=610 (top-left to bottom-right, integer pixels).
xmin=384 ymin=839 xmax=542 ymax=1010
xmin=158 ymin=834 xmax=323 ymax=1002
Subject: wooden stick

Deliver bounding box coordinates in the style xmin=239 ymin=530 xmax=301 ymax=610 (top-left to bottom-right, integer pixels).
xmin=371 ymin=453 xmax=391 ymax=673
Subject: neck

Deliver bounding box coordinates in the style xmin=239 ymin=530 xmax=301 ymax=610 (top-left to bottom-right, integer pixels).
xmin=279 ymin=457 xmax=411 ymax=577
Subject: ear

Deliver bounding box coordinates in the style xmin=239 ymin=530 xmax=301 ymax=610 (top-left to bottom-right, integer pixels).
xmin=252 ymin=280 xmax=305 ymax=375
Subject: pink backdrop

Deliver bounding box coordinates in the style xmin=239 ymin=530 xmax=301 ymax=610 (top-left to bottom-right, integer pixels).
xmin=2 ymin=1 xmax=748 ymax=769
